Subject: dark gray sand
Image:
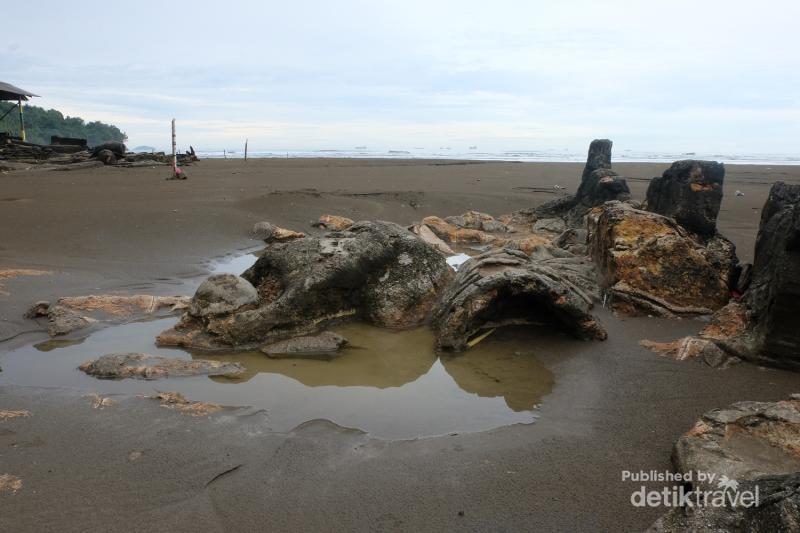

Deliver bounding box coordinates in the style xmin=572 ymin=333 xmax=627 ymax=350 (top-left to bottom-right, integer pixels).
xmin=1 ymin=159 xmax=799 ymax=531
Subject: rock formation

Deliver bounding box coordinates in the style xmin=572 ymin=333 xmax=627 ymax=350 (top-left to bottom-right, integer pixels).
xmin=640 ymin=182 xmax=800 ymax=370
xmin=79 ymin=353 xmax=244 ymax=380
xmin=645 ymin=160 xmax=725 ymax=237
xmin=157 ymin=221 xmax=452 ymax=350
xmin=433 ymin=249 xmax=606 ymax=351
xmin=649 ymin=395 xmax=800 ymax=532
xmin=588 ymin=201 xmax=737 ymax=316
xmin=742 ymin=182 xmax=800 ymax=368
xmin=514 ymin=139 xmax=630 ymax=225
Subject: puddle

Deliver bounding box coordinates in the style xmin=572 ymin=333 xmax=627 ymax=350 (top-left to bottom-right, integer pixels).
xmin=207 ymin=250 xmax=260 ymax=275
xmin=0 ymin=316 xmax=559 ymax=439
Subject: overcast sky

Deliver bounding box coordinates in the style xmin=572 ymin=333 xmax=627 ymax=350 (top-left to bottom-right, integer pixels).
xmin=3 ymin=0 xmax=798 ymax=153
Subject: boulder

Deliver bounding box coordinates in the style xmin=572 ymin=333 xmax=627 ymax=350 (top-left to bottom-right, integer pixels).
xmin=588 ymin=201 xmax=737 ymax=316
xmin=672 ymin=395 xmax=800 ymax=492
xmin=645 ymin=160 xmax=725 ymax=237
xmin=421 ymin=215 xmax=499 ymax=244
xmin=189 ymin=274 xmax=259 ymax=317
xmin=444 ymin=211 xmax=506 ymax=233
xmin=433 ymin=249 xmax=606 ymax=351
xmin=251 ymin=221 xmax=305 ymax=242
xmin=657 ymin=183 xmax=800 ymax=370
xmin=740 ymin=182 xmax=800 ymax=368
xmin=648 ymin=473 xmax=800 ymax=533
xmin=575 ymin=168 xmax=631 ymax=208
xmin=79 ymin=353 xmax=244 ymax=380
xmin=158 ymin=221 xmax=453 ymax=350
xmin=261 ymin=332 xmax=348 ymax=359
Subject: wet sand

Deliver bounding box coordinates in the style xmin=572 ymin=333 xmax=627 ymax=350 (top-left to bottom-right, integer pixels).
xmin=1 ymin=158 xmax=800 ymax=531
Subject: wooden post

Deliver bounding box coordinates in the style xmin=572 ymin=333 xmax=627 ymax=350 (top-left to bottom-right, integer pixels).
xmin=244 ymin=139 xmax=248 ymax=162
xmin=171 ymin=118 xmax=177 ymax=172
xmin=18 ymin=98 xmax=25 ymax=142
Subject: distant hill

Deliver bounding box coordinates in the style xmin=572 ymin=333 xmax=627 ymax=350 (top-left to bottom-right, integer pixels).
xmin=133 ymin=145 xmax=156 ymax=153
xmin=0 ymin=103 xmax=126 ymax=146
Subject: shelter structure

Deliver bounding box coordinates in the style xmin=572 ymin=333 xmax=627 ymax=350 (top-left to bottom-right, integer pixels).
xmin=0 ymin=81 xmax=39 ymax=142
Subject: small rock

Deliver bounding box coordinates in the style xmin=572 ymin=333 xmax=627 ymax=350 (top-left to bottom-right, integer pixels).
xmin=261 ymin=332 xmax=348 ymax=359
xmin=314 ymin=214 xmax=354 ymax=230
xmin=189 ymin=274 xmax=259 ymax=317
xmin=79 ymin=353 xmax=244 ymax=380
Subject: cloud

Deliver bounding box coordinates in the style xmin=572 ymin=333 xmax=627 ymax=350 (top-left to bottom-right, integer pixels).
xmin=2 ymin=0 xmax=798 ymax=153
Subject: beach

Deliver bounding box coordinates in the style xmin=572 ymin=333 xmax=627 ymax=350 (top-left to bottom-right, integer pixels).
xmin=2 ymin=158 xmax=799 ymax=531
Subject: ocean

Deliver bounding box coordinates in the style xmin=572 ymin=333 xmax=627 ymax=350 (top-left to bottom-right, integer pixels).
xmin=194 ymin=148 xmax=800 ymax=166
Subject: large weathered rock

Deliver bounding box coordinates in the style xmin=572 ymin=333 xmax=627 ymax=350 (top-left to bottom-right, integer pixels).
xmin=645 ymin=160 xmax=725 ymax=236
xmin=658 ymin=182 xmax=800 ymax=370
xmin=261 ymin=331 xmax=348 ymax=359
xmin=433 ymin=249 xmax=606 ymax=351
xmin=79 ymin=353 xmax=244 ymax=380
xmin=741 ymin=182 xmax=800 ymax=368
xmin=188 ymin=274 xmax=259 ymax=317
xmin=671 ymin=395 xmax=800 ymax=492
xmin=588 ymin=201 xmax=737 ymax=316
xmin=158 ymin=221 xmax=452 ymax=350
xmin=513 ymin=139 xmax=630 ymax=225
xmin=648 ymin=473 xmax=800 ymax=533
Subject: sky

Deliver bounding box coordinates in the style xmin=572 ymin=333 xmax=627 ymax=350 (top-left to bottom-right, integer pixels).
xmin=3 ymin=0 xmax=799 ymax=154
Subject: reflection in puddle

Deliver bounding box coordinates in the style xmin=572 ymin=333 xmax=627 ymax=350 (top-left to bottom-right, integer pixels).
xmin=0 ymin=318 xmax=559 ymax=439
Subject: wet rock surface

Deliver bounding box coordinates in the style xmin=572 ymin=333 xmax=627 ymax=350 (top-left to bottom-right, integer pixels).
xmin=672 ymin=395 xmax=800 ymax=490
xmin=79 ymin=353 xmax=245 ymax=380
xmin=261 ymin=331 xmax=349 ymax=359
xmin=645 ymin=160 xmax=725 ymax=237
xmin=26 ymin=295 xmax=189 ymax=336
xmin=433 ymin=249 xmax=606 ymax=351
xmin=648 ymin=395 xmax=800 ymax=532
xmin=588 ymin=201 xmax=736 ymax=316
xmin=158 ymin=221 xmax=452 ymax=350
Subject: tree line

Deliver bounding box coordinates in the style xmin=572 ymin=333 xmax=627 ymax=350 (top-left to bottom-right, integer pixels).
xmin=0 ymin=103 xmax=127 ymax=146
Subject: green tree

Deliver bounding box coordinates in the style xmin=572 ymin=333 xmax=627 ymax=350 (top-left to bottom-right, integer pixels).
xmin=0 ymin=103 xmax=127 ymax=146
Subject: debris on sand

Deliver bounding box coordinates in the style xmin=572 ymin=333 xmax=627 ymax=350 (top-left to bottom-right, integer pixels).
xmin=0 ymin=474 xmax=22 ymax=494
xmin=261 ymin=331 xmax=348 ymax=359
xmin=146 ymin=391 xmax=221 ymax=417
xmin=86 ymin=394 xmax=116 ymax=409
xmin=251 ymin=221 xmax=305 ymax=242
xmin=0 ymin=410 xmax=31 ymax=421
xmin=79 ymin=353 xmax=245 ymax=380
xmin=25 ymin=294 xmax=189 ymax=337
xmin=0 ymin=139 xmax=198 ymax=169
xmin=313 ymin=214 xmax=354 ymax=231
